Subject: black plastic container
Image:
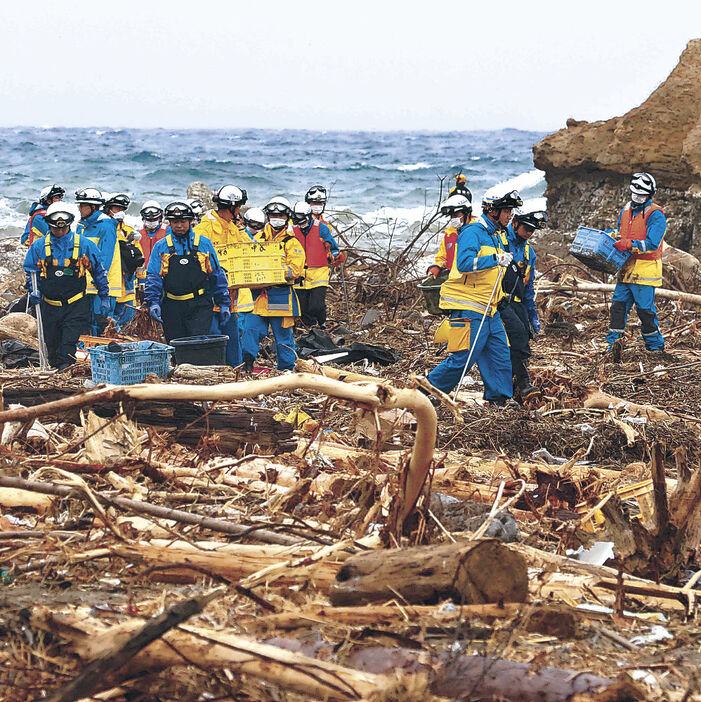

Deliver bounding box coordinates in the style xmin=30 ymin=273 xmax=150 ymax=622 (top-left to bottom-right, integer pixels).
xmin=170 ymin=335 xmax=229 ymax=366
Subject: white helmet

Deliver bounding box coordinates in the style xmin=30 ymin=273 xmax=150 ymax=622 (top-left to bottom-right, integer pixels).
xmin=187 ymin=198 xmax=205 ymax=216
xmin=45 ymin=201 xmax=77 ymax=228
xmin=140 ymin=200 xmax=163 ymax=221
xmin=630 ymin=172 xmax=656 ymax=197
xmin=243 ymin=207 xmax=266 ymax=229
xmin=75 ymin=187 xmax=105 ymax=206
xmin=481 ymin=186 xmax=523 ymax=210
xmin=263 ymin=196 xmax=292 ymax=215
xmin=39 ymin=184 xmax=65 ymax=206
xmin=292 ymin=201 xmax=312 ymax=225
xmin=213 ymin=185 xmax=247 ymax=209
xmin=440 ymin=194 xmax=472 ymax=216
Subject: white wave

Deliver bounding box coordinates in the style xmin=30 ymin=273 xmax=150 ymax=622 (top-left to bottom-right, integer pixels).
xmin=494 ymin=169 xmax=545 ymax=193
xmin=359 ymin=204 xmax=434 ymax=226
xmin=396 ymin=162 xmax=434 ymax=172
xmin=262 ymin=161 xmax=327 ymax=170
xmin=0 ymin=198 xmax=26 ymax=231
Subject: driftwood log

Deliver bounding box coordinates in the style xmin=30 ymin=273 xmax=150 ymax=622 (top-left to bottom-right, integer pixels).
xmin=330 ymin=540 xmax=528 ymax=606
xmin=0 ymin=373 xmax=437 ymax=525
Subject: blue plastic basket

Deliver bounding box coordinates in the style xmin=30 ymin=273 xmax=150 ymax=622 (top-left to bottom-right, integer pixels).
xmin=88 ymin=341 xmax=174 ymax=385
xmin=569 ymin=226 xmax=631 ymax=274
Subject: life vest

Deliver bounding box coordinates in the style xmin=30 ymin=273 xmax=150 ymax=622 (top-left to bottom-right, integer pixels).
xmin=26 ymin=207 xmax=47 ymax=247
xmin=619 ymin=202 xmax=664 ymax=261
xmin=443 ymin=229 xmax=459 ymax=270
xmin=161 ymin=232 xmax=209 ymax=300
xmin=37 ymin=233 xmax=88 ymax=305
xmin=293 ymin=219 xmax=328 ymax=267
xmin=139 ymin=225 xmax=167 ymax=267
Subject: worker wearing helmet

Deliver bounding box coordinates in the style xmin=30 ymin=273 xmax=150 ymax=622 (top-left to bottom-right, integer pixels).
xmin=448 ymin=174 xmax=472 ymax=201
xmin=103 ymin=193 xmax=144 ymax=330
xmin=194 ymin=185 xmax=249 ymax=366
xmin=500 ymin=208 xmax=548 ymax=400
xmin=427 ymin=194 xmax=476 ymax=279
xmin=23 ymin=203 xmax=110 ymax=369
xmin=144 ymin=201 xmax=230 ymax=343
xmin=187 ymin=198 xmax=205 ymax=224
xmin=235 ymin=207 xmax=268 ymax=317
xmin=305 ymin=185 xmax=329 ymax=221
xmin=427 ymin=188 xmax=522 ymax=403
xmin=606 ymin=172 xmax=666 ymax=351
xmin=138 ymin=200 xmax=167 ymax=268
xmin=291 ymin=201 xmax=341 ymax=328
xmin=22 ymin=184 xmax=65 ymax=246
xmin=241 ymin=196 xmax=306 ymax=372
xmin=75 ymin=187 xmax=122 ymax=334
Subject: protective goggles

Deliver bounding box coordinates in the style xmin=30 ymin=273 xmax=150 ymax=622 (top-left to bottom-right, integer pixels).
xmin=265 ymin=203 xmax=290 ymax=214
xmin=306 ymin=186 xmax=327 ymax=201
xmin=141 ymin=207 xmax=163 ymax=220
xmin=46 ymin=215 xmax=74 ymax=227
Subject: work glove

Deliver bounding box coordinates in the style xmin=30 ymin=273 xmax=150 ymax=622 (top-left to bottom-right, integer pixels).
xmin=495 ymin=252 xmax=514 ymax=267
xmin=99 ymin=297 xmax=111 ymax=316
xmin=149 ymin=303 xmax=163 ymax=323
xmin=333 ymin=252 xmax=346 ymax=267
xmin=613 ymin=239 xmax=632 ymax=252
xmin=217 ymin=309 xmax=231 ymax=326
xmin=530 ymin=317 xmax=541 ymax=334
xmin=427 ymin=265 xmax=441 ymax=278
xmin=28 ymin=292 xmax=41 ymax=306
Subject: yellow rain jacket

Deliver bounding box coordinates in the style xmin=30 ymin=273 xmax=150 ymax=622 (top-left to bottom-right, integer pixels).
xmin=195 ymin=209 xmax=256 ymax=314
xmin=77 ymin=210 xmax=124 ymax=299
xmin=439 ymin=214 xmax=507 ymax=316
xmin=251 ymin=223 xmax=305 ymax=323
xmin=116 ymin=221 xmax=142 ymax=304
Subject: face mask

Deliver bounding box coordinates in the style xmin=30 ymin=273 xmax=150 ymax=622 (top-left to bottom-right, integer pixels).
xmin=112 ymin=211 xmax=125 ymax=221
xmin=310 ymin=204 xmax=324 ymax=215
xmin=144 ymin=220 xmax=160 ymax=231
xmin=269 ymin=217 xmax=287 ymax=229
xmin=631 ymin=193 xmax=648 ymax=205
xmin=449 ymin=216 xmax=463 ymax=229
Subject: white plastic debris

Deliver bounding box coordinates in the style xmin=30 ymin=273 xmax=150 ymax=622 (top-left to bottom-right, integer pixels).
xmin=567 ymin=541 xmax=615 ymax=566
xmin=629 ymin=625 xmax=673 ymax=646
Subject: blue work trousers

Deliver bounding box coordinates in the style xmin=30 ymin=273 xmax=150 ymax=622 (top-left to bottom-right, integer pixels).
xmin=210 ymin=312 xmax=241 ymax=367
xmin=606 ymin=282 xmax=664 ymax=350
xmin=241 ymin=314 xmax=296 ymax=370
xmin=428 ymin=310 xmax=513 ymax=401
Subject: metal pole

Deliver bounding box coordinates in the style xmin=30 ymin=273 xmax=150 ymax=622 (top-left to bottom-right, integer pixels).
xmin=452 ymin=270 xmax=503 ymax=401
xmin=30 ymin=271 xmax=50 ymax=370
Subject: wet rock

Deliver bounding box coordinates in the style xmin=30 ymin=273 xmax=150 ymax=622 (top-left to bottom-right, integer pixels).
xmin=359 ymin=308 xmax=383 ymax=328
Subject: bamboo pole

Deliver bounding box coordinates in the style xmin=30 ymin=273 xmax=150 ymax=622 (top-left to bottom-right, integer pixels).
xmin=538 ymin=279 xmax=701 ymax=306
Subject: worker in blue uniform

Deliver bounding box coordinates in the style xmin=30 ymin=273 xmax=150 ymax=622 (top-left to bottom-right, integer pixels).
xmin=501 ymin=209 xmax=547 ymax=399
xmin=22 ymin=184 xmax=65 ymax=247
xmin=145 ymin=201 xmax=230 ymax=343
xmin=606 ymin=172 xmax=666 ymax=351
xmin=74 ymin=187 xmax=121 ymax=334
xmin=427 ymin=189 xmax=522 ymax=403
xmin=24 ymin=202 xmax=110 ymax=369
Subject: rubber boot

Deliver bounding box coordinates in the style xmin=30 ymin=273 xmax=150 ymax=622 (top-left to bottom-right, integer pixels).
xmin=243 ymin=353 xmax=254 ymax=373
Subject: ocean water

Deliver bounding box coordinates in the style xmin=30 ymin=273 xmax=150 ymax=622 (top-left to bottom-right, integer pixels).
xmin=0 ymin=127 xmax=546 ymax=244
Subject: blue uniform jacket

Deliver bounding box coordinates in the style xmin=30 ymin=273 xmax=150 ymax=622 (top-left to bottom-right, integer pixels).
xmin=616 ymin=199 xmax=666 ymax=254
xmin=144 ymin=227 xmax=230 ymax=308
xmin=506 ymin=224 xmax=539 ymax=329
xmin=23 ymin=231 xmax=110 ymax=298
xmin=455 ymin=214 xmax=505 ymax=273
xmin=21 ymin=202 xmax=49 ymax=245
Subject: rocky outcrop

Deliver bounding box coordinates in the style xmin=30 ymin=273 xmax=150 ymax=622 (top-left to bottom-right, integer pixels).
xmin=534 ymin=39 xmax=701 ymax=255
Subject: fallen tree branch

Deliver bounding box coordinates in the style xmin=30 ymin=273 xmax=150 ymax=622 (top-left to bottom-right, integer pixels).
xmin=0 ymin=373 xmax=437 ymax=525
xmin=42 ymin=587 xmax=225 ymax=702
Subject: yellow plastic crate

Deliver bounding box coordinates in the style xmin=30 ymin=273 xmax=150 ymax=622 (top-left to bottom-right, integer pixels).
xmin=216 ymin=241 xmax=287 ymax=289
xmin=576 ymin=479 xmax=654 ymax=533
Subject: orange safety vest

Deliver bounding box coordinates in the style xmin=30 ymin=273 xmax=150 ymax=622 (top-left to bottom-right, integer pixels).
xmin=293 ymin=219 xmax=328 ymax=267
xmin=619 ymin=202 xmax=664 ymax=261
xmin=27 ymin=208 xmax=47 ymax=246
xmin=139 ymin=225 xmax=167 ymax=267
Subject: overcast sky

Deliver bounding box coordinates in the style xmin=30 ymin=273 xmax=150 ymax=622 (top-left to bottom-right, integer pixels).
xmin=1 ymin=0 xmax=697 ymax=132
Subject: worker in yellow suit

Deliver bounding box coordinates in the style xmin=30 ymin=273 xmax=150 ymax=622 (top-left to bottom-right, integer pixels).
xmin=241 ymin=196 xmax=305 ymax=371
xmin=194 ymin=185 xmax=248 ymax=366
xmin=102 ymin=193 xmax=144 ymax=330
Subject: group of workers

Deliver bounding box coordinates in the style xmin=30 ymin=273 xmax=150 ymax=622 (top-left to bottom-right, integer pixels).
xmin=425 ymin=171 xmax=666 ymax=404
xmin=21 ymin=169 xmax=666 ymax=404
xmin=22 ymin=184 xmax=343 ymax=370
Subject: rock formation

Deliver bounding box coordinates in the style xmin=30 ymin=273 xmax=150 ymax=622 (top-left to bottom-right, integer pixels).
xmin=533 ymin=39 xmax=701 ymax=255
